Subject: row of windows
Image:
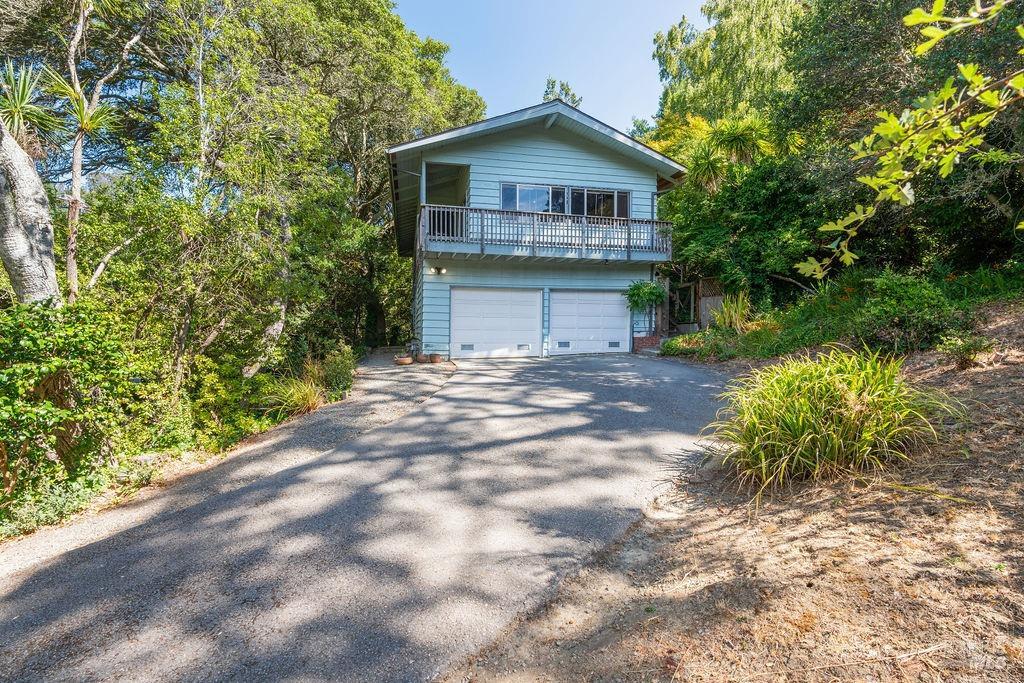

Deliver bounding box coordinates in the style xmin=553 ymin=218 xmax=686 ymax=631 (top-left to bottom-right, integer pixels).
xmin=500 ymin=183 xmax=630 ymax=219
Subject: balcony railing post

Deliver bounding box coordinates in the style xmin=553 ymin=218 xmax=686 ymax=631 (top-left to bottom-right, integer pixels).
xmin=626 ymin=220 xmax=632 ymax=261
xmin=479 ymin=208 xmax=485 ymax=254
xmin=531 ymin=213 xmax=537 ymax=256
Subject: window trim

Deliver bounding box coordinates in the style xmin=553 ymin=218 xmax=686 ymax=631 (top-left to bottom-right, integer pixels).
xmin=500 ymin=182 xmax=631 ymax=218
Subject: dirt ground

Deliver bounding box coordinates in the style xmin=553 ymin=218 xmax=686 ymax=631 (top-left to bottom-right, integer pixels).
xmin=444 ymin=302 xmax=1024 ymax=683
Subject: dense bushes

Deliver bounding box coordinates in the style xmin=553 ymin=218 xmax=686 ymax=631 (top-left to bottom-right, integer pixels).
xmin=709 ymin=348 xmax=955 ymax=493
xmin=662 ymin=269 xmax=869 ymax=359
xmin=661 ymin=265 xmax=1024 ymax=360
xmin=936 ymin=331 xmax=994 ymax=369
xmin=321 ymin=345 xmax=357 ymax=400
xmin=0 ymin=303 xmax=133 ymax=536
xmin=264 ymin=345 xmax=357 ymax=419
xmin=661 ymin=333 xmax=707 ymax=357
xmin=0 ymin=301 xmax=360 ymax=537
xmin=188 ymin=358 xmax=276 ymax=452
xmin=661 ymin=157 xmax=826 ymax=302
xmin=856 ymin=271 xmax=959 ymax=352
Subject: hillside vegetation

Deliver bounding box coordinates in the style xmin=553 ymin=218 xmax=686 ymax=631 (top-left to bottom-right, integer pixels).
xmin=663 ymin=265 xmax=1024 ymax=361
xmin=1 ymin=0 xmax=483 ymax=537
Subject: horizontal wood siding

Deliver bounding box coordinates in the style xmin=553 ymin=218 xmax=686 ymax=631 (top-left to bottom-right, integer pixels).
xmin=422 ymin=125 xmax=657 ymax=220
xmin=419 ymin=258 xmax=652 ymax=355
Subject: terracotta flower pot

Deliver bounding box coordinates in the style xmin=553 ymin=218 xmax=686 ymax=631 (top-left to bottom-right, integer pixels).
xmin=394 ymin=356 xmax=413 ymax=366
xmin=429 ymin=353 xmax=443 ymax=364
xmin=415 ymin=353 xmax=429 ymax=363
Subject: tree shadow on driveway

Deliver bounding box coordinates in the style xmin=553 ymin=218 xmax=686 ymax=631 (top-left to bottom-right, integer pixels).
xmin=0 ymin=355 xmax=725 ymax=683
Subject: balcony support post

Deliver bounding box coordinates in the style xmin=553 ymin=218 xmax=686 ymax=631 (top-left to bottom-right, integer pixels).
xmin=417 ymin=206 xmax=424 ymax=252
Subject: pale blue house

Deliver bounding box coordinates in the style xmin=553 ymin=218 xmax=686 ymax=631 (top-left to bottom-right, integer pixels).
xmin=387 ymin=100 xmax=685 ymax=359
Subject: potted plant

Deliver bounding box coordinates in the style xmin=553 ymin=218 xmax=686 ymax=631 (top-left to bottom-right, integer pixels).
xmin=415 ymin=352 xmax=429 ymax=363
xmin=624 ymin=280 xmax=668 ymax=349
xmin=394 ymin=354 xmax=413 ymax=366
xmin=429 ymin=353 xmax=443 ymax=363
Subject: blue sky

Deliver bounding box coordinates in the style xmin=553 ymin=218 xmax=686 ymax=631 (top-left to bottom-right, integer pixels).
xmin=395 ymin=0 xmax=706 ymax=132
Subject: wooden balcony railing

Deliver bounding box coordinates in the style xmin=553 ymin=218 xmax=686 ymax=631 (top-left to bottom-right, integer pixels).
xmin=417 ymin=204 xmax=671 ymax=260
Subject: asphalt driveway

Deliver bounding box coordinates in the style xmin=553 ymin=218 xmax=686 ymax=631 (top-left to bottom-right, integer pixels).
xmin=0 ymin=355 xmax=724 ymax=682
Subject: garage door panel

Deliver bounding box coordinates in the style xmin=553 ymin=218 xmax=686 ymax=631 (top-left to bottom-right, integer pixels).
xmin=549 ymin=290 xmax=630 ymax=355
xmin=451 ymin=287 xmax=542 ymax=359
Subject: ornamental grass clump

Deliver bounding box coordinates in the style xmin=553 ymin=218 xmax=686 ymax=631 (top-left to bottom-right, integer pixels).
xmin=712 ymin=291 xmax=752 ymax=332
xmin=263 ymin=373 xmax=325 ymax=419
xmin=708 ymin=347 xmax=956 ymax=495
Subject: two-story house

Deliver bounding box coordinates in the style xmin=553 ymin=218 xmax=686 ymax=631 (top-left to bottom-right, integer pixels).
xmin=387 ymin=99 xmax=685 ymax=359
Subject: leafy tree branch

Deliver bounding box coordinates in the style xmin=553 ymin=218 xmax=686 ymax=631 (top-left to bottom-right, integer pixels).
xmin=797 ymin=0 xmax=1024 ymax=279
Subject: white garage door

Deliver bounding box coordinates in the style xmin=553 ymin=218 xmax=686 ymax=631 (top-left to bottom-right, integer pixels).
xmin=450 ymin=287 xmax=542 ymax=358
xmin=549 ymin=290 xmax=631 ymax=355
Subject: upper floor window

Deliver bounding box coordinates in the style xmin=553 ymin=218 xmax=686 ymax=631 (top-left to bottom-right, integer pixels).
xmin=501 ymin=183 xmax=629 ymax=218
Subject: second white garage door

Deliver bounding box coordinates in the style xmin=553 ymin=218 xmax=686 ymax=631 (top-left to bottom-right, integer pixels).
xmin=450 ymin=287 xmax=542 ymax=358
xmin=549 ymin=290 xmax=631 ymax=355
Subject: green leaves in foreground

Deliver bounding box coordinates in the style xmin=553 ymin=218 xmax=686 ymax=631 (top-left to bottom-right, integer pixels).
xmin=707 ymin=347 xmax=959 ymax=497
xmin=904 ymin=0 xmax=1013 ymax=55
xmin=800 ymin=0 xmax=1024 ymax=278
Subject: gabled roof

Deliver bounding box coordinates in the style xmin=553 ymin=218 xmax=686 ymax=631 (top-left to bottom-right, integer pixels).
xmin=388 ymin=100 xmax=686 ymax=256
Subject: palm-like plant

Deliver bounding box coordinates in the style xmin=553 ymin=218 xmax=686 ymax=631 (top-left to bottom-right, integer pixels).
xmin=673 ymin=113 xmax=780 ymax=194
xmin=684 ymin=137 xmax=729 ymax=193
xmin=773 ymin=129 xmax=805 ymax=157
xmin=708 ymin=116 xmax=773 ymax=164
xmin=0 ymin=61 xmax=61 ymax=158
xmin=45 ymin=67 xmax=120 ymax=138
xmin=45 ymin=0 xmax=144 ymax=304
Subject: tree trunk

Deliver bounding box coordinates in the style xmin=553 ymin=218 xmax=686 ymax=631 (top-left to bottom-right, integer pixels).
xmin=362 ymin=255 xmax=388 ymax=346
xmin=0 ymin=120 xmax=62 ymax=305
xmin=171 ymin=295 xmax=195 ymax=394
xmin=242 ymin=214 xmax=292 ymax=378
xmin=768 ymin=273 xmax=815 ymax=294
xmin=66 ymin=132 xmax=85 ymax=304
xmin=985 ymin=192 xmax=1015 ymax=221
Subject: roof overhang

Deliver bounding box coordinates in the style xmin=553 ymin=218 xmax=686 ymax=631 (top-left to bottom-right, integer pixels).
xmin=388 ymin=100 xmax=687 ymax=257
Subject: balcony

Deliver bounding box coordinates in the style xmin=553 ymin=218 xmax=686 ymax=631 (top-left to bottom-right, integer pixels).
xmin=417 ymin=204 xmax=672 ymax=262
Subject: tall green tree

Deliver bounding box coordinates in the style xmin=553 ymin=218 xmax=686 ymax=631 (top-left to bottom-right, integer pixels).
xmin=542 ymin=77 xmax=582 ymax=106
xmin=47 ymin=0 xmax=149 ymax=304
xmin=653 ymin=0 xmax=804 ymax=121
